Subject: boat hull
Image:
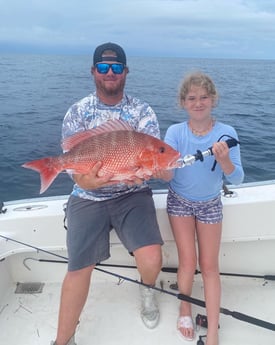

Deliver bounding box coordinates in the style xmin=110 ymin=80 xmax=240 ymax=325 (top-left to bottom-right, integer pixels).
xmin=1 ymin=181 xmax=275 ymax=344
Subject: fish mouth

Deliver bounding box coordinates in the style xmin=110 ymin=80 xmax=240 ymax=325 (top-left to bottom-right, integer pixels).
xmin=168 ymin=153 xmax=181 ymax=169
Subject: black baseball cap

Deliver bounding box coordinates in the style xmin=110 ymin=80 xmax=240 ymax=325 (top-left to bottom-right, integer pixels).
xmin=93 ymin=42 xmax=127 ymax=66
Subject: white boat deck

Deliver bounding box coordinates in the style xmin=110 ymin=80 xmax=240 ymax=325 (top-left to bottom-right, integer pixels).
xmin=1 ymin=182 xmax=275 ymax=344
xmin=1 ymin=259 xmax=275 ymax=345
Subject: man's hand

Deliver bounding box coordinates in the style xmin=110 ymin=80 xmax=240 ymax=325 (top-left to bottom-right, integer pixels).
xmin=152 ymin=169 xmax=174 ymax=181
xmin=73 ymin=162 xmax=114 ymax=190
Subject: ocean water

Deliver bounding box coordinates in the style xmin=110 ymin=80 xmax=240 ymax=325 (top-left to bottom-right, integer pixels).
xmin=1 ymin=55 xmax=275 ymax=202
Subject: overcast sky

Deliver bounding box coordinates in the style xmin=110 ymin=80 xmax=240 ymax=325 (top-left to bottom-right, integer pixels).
xmin=1 ymin=0 xmax=275 ymax=59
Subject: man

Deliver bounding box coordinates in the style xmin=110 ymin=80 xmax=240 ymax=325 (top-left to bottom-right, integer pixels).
xmin=51 ymin=42 xmax=164 ymax=345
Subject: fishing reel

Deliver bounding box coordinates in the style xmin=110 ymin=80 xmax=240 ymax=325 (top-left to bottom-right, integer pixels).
xmin=195 ymin=314 xmax=208 ymax=345
xmin=196 ymin=313 xmax=208 ymax=328
xmin=0 ymin=201 xmax=7 ymax=214
xmin=197 ymin=335 xmax=207 ymax=345
xmin=195 ymin=314 xmax=220 ymax=344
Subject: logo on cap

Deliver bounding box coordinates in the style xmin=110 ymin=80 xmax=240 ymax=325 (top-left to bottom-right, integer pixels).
xmin=93 ymin=42 xmax=127 ymax=65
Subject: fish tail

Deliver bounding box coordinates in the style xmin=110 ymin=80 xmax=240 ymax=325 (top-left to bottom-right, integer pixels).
xmin=22 ymin=157 xmax=61 ymax=194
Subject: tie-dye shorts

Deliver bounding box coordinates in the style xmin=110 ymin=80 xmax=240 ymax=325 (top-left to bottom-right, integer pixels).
xmin=167 ymin=187 xmax=223 ymax=224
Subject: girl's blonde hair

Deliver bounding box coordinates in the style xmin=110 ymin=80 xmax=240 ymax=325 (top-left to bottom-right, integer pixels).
xmin=179 ymin=71 xmax=219 ymax=107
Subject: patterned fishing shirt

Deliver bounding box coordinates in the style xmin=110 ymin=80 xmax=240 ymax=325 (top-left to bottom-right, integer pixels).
xmin=62 ymin=92 xmax=160 ymax=201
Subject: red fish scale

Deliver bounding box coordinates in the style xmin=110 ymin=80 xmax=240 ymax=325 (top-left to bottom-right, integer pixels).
xmin=59 ymin=131 xmax=155 ymax=177
xmin=22 ymin=125 xmax=180 ymax=193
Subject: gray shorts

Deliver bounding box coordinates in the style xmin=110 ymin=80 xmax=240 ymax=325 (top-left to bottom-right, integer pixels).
xmin=167 ymin=188 xmax=223 ymax=224
xmin=65 ymin=188 xmax=163 ymax=271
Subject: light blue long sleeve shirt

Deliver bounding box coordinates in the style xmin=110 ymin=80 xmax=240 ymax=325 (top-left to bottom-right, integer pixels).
xmin=164 ymin=121 xmax=244 ymax=201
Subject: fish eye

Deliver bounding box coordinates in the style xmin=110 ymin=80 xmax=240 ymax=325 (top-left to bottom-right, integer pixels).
xmin=159 ymin=146 xmax=165 ymax=153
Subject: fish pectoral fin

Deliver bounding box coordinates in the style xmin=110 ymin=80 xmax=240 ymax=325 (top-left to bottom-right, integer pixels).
xmin=134 ymin=167 xmax=153 ymax=178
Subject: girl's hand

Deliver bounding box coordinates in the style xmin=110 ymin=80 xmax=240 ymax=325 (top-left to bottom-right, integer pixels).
xmin=212 ymin=141 xmax=234 ymax=175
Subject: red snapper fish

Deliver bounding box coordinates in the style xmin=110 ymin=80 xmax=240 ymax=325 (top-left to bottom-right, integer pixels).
xmin=22 ymin=119 xmax=180 ymax=194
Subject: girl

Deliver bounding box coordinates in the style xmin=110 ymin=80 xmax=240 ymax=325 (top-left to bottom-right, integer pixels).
xmin=165 ymin=71 xmax=244 ymax=345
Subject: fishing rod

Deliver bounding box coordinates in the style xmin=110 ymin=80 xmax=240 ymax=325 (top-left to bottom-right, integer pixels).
xmin=162 ymin=267 xmax=275 ymax=281
xmin=2 ymin=233 xmax=275 ymax=281
xmin=21 ymin=257 xmax=275 ymax=281
xmin=1 ymin=233 xmax=275 ymax=331
xmin=95 ymin=266 xmax=275 ymax=332
xmin=176 ymin=137 xmax=239 ymax=168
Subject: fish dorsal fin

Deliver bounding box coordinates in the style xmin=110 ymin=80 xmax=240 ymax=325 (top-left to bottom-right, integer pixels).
xmin=62 ymin=119 xmax=133 ymax=151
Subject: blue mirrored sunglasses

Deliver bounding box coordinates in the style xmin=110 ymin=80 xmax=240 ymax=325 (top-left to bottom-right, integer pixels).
xmin=95 ymin=63 xmax=125 ymax=74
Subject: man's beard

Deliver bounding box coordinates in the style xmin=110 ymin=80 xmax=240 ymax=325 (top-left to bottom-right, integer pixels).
xmin=96 ymin=78 xmax=126 ymax=97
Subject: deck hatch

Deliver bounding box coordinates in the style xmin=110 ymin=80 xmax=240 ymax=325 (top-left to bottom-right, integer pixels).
xmin=15 ymin=282 xmax=45 ymax=294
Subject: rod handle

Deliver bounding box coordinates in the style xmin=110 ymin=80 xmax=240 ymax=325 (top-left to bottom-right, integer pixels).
xmin=208 ymin=138 xmax=240 ymax=155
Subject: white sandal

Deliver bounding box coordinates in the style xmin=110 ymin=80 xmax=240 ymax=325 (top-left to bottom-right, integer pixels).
xmin=177 ymin=315 xmax=195 ymax=341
